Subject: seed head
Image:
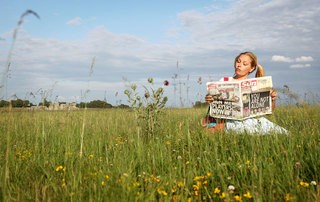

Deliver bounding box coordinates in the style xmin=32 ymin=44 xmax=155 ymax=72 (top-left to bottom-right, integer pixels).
xmin=131 ymin=84 xmax=137 ymax=90
xmin=124 ymin=90 xmax=129 ymax=95
xmin=148 ymin=78 xmax=153 ymax=83
xmin=163 ymin=96 xmax=168 ymax=103
xmin=144 ymin=92 xmax=150 ymax=98
xmin=163 ymin=80 xmax=169 ymax=86
xmin=227 ymin=185 xmax=235 ymax=193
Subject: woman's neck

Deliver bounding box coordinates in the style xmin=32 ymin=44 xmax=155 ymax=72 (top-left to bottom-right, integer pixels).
xmin=233 ymin=75 xmax=248 ymax=81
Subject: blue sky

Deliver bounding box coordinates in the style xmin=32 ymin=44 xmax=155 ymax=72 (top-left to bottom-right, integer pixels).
xmin=1 ymin=0 xmax=319 ymax=106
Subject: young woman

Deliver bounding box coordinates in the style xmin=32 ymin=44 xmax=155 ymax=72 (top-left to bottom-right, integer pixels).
xmin=205 ymin=52 xmax=287 ymax=134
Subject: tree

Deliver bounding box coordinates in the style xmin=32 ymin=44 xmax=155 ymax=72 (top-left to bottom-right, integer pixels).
xmin=193 ymin=101 xmax=209 ymax=108
xmin=77 ymin=100 xmax=113 ymax=108
xmin=117 ymin=104 xmax=129 ymax=109
xmin=0 ymin=100 xmax=9 ymax=107
xmin=38 ymin=98 xmax=50 ymax=107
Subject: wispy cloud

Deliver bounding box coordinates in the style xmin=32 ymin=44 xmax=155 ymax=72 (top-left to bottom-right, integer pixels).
xmin=271 ymin=55 xmax=314 ymax=68
xmin=66 ymin=17 xmax=82 ymax=26
xmin=290 ymin=64 xmax=311 ymax=68
xmin=295 ymin=56 xmax=314 ymax=62
xmin=271 ymin=55 xmax=293 ymax=63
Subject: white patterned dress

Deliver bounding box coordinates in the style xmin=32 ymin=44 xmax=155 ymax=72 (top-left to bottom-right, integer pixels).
xmin=218 ymin=77 xmax=288 ymax=135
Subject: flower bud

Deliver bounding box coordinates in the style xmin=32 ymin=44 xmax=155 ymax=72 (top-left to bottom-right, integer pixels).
xmin=131 ymin=84 xmax=137 ymax=90
xmin=148 ymin=78 xmax=153 ymax=83
xmin=124 ymin=90 xmax=129 ymax=95
xmin=144 ymin=92 xmax=150 ymax=98
xmin=163 ymin=80 xmax=169 ymax=86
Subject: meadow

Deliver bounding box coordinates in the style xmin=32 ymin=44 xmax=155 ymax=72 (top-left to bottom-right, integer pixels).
xmin=0 ymin=105 xmax=319 ymax=201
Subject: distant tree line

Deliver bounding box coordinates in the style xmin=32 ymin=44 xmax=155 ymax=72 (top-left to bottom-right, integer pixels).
xmin=193 ymin=101 xmax=209 ymax=108
xmin=0 ymin=99 xmax=208 ymax=108
xmin=0 ymin=99 xmax=35 ymax=108
xmin=0 ymin=99 xmax=129 ymax=108
xmin=78 ymin=100 xmax=113 ymax=108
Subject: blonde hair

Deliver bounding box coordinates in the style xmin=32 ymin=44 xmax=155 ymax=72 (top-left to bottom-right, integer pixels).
xmin=234 ymin=52 xmax=265 ymax=78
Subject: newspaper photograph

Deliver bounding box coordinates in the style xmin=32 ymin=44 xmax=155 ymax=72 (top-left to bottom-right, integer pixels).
xmin=206 ymin=76 xmax=273 ymax=120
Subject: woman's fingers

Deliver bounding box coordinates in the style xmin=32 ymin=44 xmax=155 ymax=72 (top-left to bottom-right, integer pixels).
xmin=270 ymin=89 xmax=277 ymax=101
xmin=205 ymin=94 xmax=214 ymax=103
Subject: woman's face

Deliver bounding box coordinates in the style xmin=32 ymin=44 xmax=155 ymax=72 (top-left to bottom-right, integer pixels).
xmin=235 ymin=54 xmax=255 ymax=79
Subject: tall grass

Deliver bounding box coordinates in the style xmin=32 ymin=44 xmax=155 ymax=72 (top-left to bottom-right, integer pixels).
xmin=0 ymin=106 xmax=319 ymax=201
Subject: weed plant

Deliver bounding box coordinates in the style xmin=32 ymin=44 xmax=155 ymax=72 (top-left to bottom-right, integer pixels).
xmin=124 ymin=78 xmax=168 ymax=137
xmin=0 ymin=105 xmax=319 ymax=201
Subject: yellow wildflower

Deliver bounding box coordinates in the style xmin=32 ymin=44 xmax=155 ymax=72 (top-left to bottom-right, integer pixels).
xmin=176 ymin=181 xmax=184 ymax=187
xmin=89 ymin=154 xmax=94 ymax=159
xmin=101 ymin=181 xmax=105 ymax=185
xmin=56 ymin=166 xmax=63 ymax=172
xmin=207 ymin=172 xmax=213 ymax=176
xmin=157 ymin=188 xmax=168 ymax=196
xmin=186 ymin=161 xmax=190 ymax=165
xmin=285 ymin=193 xmax=292 ymax=201
xmin=193 ymin=176 xmax=204 ymax=181
xmin=219 ymin=192 xmax=225 ymax=199
xmin=214 ymin=187 xmax=221 ymax=194
xmin=299 ymin=181 xmax=309 ymax=187
xmin=243 ymin=191 xmax=252 ymax=199
xmin=234 ymin=195 xmax=243 ymax=202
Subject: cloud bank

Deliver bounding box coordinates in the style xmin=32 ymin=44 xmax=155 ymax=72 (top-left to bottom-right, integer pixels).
xmin=0 ymin=0 xmax=319 ymax=105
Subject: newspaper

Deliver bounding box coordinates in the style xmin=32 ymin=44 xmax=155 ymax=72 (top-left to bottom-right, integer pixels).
xmin=206 ymin=76 xmax=273 ymax=120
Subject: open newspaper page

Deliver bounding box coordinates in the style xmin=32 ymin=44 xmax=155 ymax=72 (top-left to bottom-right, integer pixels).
xmin=206 ymin=76 xmax=273 ymax=120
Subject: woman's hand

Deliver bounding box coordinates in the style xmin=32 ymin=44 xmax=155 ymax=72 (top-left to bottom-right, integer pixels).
xmin=205 ymin=94 xmax=214 ymax=104
xmin=270 ymin=88 xmax=277 ymax=110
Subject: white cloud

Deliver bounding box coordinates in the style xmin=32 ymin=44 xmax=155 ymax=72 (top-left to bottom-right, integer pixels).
xmin=290 ymin=64 xmax=311 ymax=68
xmin=175 ymin=0 xmax=320 ymax=53
xmin=295 ymin=56 xmax=314 ymax=62
xmin=66 ymin=17 xmax=82 ymax=26
xmin=271 ymin=55 xmax=293 ymax=63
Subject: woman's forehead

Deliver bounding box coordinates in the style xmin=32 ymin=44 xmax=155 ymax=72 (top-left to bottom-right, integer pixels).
xmin=238 ymin=54 xmax=251 ymax=62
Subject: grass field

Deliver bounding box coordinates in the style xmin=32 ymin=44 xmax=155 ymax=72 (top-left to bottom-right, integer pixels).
xmin=0 ymin=105 xmax=319 ymax=201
